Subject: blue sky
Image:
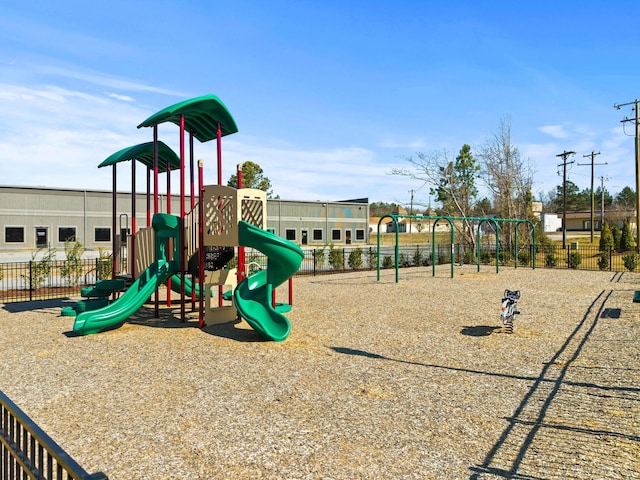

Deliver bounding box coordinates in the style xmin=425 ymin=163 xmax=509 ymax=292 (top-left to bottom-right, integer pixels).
xmin=1 ymin=1 xmax=640 ymax=208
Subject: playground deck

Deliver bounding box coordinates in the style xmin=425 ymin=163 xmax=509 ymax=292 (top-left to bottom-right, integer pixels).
xmin=0 ymin=266 xmax=638 ymax=479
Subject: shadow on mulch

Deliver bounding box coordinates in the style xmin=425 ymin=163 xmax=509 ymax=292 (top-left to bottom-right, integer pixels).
xmin=2 ymin=298 xmax=75 ymax=313
xmin=460 ymin=325 xmax=503 ymax=336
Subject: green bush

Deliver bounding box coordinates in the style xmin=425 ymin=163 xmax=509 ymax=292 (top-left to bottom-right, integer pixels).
xmin=313 ymin=247 xmax=326 ymax=268
xmin=61 ymin=238 xmax=86 ymax=287
xmin=599 ymin=222 xmax=614 ymax=254
xmin=611 ymin=224 xmax=621 ymax=251
xmin=366 ymin=247 xmax=377 ymax=268
xmin=328 ymin=244 xmax=344 ymax=271
xmin=462 ymin=250 xmax=476 ymax=265
xmin=480 ymin=251 xmax=493 ymax=265
xmin=382 ymin=255 xmax=393 ymax=269
xmin=97 ymin=249 xmax=113 ymax=280
xmin=545 ymin=253 xmax=558 ymax=268
xmin=597 ymin=252 xmax=609 ymax=271
xmin=567 ymin=251 xmax=582 ymax=269
xmin=413 ymin=247 xmax=423 ymax=267
xmin=623 ymin=252 xmax=638 ymax=272
xmin=517 ymin=250 xmax=530 ymax=266
xmin=399 ymin=252 xmax=411 ymax=267
xmin=23 ymin=247 xmax=56 ymax=290
xmin=348 ymin=247 xmax=363 ymax=270
xmin=621 ymin=220 xmax=635 ymax=251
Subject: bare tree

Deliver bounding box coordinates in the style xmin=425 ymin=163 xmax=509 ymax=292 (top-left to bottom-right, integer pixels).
xmin=389 ymin=146 xmax=479 ymax=245
xmin=477 ymin=116 xmax=535 ymax=246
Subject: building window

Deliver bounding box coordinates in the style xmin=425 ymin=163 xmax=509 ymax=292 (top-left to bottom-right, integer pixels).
xmin=59 ymin=227 xmax=77 ymax=243
xmin=285 ymin=229 xmax=296 ymax=241
xmin=313 ymin=229 xmax=323 ymax=241
xmin=356 ymin=229 xmax=365 ymax=241
xmin=331 ymin=229 xmax=341 ymax=242
xmin=95 ymin=227 xmax=111 ymax=242
xmin=5 ymin=227 xmax=24 ymax=243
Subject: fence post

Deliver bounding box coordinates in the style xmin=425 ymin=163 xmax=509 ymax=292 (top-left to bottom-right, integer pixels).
xmin=29 ymin=260 xmax=33 ymax=301
xmin=610 ymin=247 xmax=613 ymax=272
xmin=342 ymin=248 xmax=346 ymax=273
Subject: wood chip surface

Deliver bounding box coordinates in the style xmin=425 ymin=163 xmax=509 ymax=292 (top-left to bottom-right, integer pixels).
xmin=0 ymin=265 xmax=638 ymax=479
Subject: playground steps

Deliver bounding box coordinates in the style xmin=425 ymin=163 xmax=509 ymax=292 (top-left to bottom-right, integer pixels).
xmin=61 ymin=278 xmax=128 ymax=317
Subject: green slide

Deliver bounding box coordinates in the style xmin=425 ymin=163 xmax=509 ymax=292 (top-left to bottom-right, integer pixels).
xmin=73 ymin=212 xmax=180 ymax=335
xmin=73 ymin=260 xmax=177 ymax=335
xmin=234 ymin=221 xmax=304 ymax=341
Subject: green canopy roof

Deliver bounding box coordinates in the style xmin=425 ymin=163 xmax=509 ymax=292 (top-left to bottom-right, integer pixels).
xmin=98 ymin=141 xmax=180 ymax=173
xmin=136 ymin=94 xmax=238 ymax=142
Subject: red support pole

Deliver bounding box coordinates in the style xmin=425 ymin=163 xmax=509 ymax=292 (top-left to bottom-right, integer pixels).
xmin=237 ymin=163 xmax=246 ymax=285
xmin=217 ymin=122 xmax=222 ymax=185
xmin=189 ymin=132 xmax=196 ymax=310
xmin=112 ymin=164 xmax=117 ymax=280
xmin=131 ymin=159 xmax=137 ymax=280
xmin=179 ymin=114 xmax=186 ymax=322
xmin=153 ymin=126 xmax=159 ymax=215
xmin=198 ymin=159 xmax=205 ymax=328
xmin=153 ymin=125 xmax=159 ymax=319
xmin=166 ymin=159 xmax=172 ymax=308
xmin=146 ymin=167 xmax=151 ymax=227
xmin=288 ymin=277 xmax=293 ymax=306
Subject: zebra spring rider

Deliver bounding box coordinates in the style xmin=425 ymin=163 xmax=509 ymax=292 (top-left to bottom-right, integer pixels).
xmin=500 ymin=289 xmax=521 ymax=333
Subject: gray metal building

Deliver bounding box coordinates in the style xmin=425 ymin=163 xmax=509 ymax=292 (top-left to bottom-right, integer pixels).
xmin=0 ymin=185 xmax=369 ymax=253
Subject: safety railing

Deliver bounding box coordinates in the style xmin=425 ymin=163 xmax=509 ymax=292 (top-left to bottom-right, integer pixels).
xmin=0 ymin=389 xmax=108 ymax=480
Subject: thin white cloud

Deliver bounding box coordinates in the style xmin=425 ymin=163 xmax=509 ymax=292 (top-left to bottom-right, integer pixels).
xmin=538 ymin=125 xmax=570 ymax=139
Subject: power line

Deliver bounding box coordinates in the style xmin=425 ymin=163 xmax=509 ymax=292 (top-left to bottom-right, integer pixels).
xmin=557 ymin=150 xmax=576 ymax=250
xmin=577 ymin=151 xmax=607 ymax=243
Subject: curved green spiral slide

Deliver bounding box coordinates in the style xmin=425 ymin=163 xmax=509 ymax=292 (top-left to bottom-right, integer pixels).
xmin=234 ymin=221 xmax=304 ymax=341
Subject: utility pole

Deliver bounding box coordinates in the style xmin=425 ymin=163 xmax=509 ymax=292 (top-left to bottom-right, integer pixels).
xmin=600 ymin=176 xmax=608 ymax=229
xmin=408 ymin=189 xmax=414 ymax=240
xmin=557 ymin=150 xmax=576 ymax=249
xmin=614 ymin=99 xmax=640 ymax=252
xmin=578 ymin=151 xmax=606 ymax=243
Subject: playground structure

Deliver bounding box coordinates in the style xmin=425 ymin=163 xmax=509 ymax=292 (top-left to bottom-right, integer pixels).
xmin=377 ymin=214 xmax=536 ymax=282
xmin=68 ymin=95 xmax=304 ymax=341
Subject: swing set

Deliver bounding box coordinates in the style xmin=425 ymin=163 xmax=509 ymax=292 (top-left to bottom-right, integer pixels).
xmin=376 ymin=214 xmax=536 ymax=282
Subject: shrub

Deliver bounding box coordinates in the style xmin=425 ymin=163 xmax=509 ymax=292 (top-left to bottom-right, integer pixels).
xmin=61 ymin=238 xmax=86 ymax=287
xmin=567 ymin=251 xmax=582 ymax=269
xmin=97 ymin=249 xmax=113 ymax=280
xmin=462 ymin=250 xmax=476 ymax=265
xmin=611 ymin=224 xmax=621 ymax=251
xmin=480 ymin=251 xmax=493 ymax=265
xmin=597 ymin=252 xmax=609 ymax=271
xmin=348 ymin=247 xmax=363 ymax=270
xmin=328 ymin=244 xmax=344 ymax=271
xmin=621 ymin=220 xmax=635 ymax=252
xmin=413 ymin=247 xmax=423 ymax=267
xmin=382 ymin=255 xmax=393 ymax=269
xmin=313 ymin=247 xmax=326 ymax=269
xmin=23 ymin=247 xmax=56 ymax=290
xmin=366 ymin=247 xmax=377 ymax=269
xmin=599 ymin=222 xmax=614 ymax=254
xmin=545 ymin=253 xmax=558 ymax=268
xmin=623 ymin=252 xmax=638 ymax=272
xmin=517 ymin=250 xmax=530 ymax=266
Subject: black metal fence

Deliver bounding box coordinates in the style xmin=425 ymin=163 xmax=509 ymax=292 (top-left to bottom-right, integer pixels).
xmin=0 ymin=389 xmax=108 ymax=479
xmin=0 ymin=258 xmax=110 ymax=304
xmin=1 ymin=244 xmax=637 ymax=304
